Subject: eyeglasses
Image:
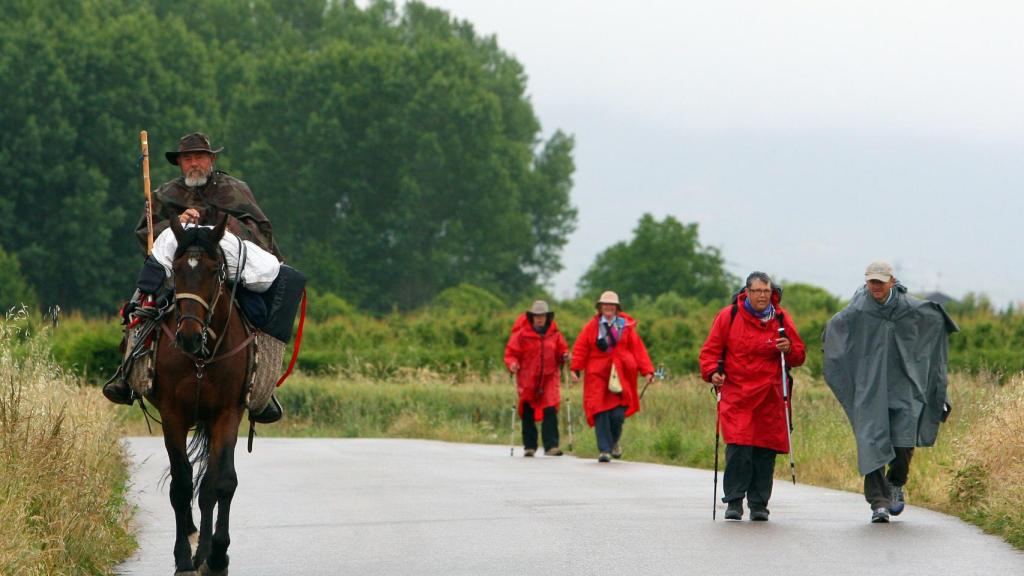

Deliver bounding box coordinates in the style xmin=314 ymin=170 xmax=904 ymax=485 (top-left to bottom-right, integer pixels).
xmin=748 ymin=289 xmax=772 ymax=295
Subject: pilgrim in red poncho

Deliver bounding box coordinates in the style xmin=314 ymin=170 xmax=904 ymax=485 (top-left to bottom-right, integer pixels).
xmin=570 ymin=291 xmax=654 ymax=462
xmin=504 ymin=300 xmax=569 ymax=456
xmin=698 ymin=273 xmax=806 ymax=521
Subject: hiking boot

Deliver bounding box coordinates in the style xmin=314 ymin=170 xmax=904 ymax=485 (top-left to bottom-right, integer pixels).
xmin=250 ymin=395 xmax=283 ymax=424
xmin=749 ymin=507 xmax=770 ymax=522
xmin=889 ymin=484 xmax=906 ymax=516
xmin=871 ymin=508 xmax=890 ymax=523
xmin=545 ymin=447 xmax=564 ymax=456
xmin=611 ymin=443 xmax=623 ymax=459
xmin=724 ymin=500 xmax=743 ymax=520
xmin=102 ymin=377 xmax=135 ymax=406
xmin=524 ymin=448 xmax=536 ymax=457
xmin=598 ymin=452 xmax=611 ymax=463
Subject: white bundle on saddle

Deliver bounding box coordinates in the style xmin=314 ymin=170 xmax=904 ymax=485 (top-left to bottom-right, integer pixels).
xmin=152 ymin=224 xmax=281 ymax=293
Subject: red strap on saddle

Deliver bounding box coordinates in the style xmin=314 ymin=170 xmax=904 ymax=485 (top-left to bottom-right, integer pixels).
xmin=122 ymin=296 xmax=157 ymax=330
xmin=275 ymin=287 xmax=307 ymax=387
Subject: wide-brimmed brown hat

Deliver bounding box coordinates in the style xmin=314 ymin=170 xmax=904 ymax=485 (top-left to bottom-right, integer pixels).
xmin=165 ymin=132 xmax=224 ymax=165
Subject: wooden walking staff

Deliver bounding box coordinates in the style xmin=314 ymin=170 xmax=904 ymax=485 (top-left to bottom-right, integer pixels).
xmin=140 ymin=130 xmax=154 ymax=255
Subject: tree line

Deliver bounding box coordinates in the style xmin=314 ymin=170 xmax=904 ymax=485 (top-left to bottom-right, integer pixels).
xmin=0 ymin=0 xmax=576 ymax=313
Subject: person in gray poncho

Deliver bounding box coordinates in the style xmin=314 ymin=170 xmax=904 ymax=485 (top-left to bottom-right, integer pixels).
xmin=823 ymin=261 xmax=958 ymax=524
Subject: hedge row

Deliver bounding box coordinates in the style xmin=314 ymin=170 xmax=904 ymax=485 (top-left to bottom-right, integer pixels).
xmin=41 ymin=283 xmax=1024 ymax=383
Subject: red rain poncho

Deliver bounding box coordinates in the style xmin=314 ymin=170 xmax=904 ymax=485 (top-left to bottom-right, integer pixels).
xmin=504 ymin=314 xmax=569 ymax=420
xmin=570 ymin=313 xmax=654 ymax=427
xmin=698 ymin=292 xmax=806 ymax=453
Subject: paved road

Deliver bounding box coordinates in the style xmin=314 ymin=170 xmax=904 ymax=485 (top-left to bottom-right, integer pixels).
xmin=118 ymin=437 xmax=1024 ymax=575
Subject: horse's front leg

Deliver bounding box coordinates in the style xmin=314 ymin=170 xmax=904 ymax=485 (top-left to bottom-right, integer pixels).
xmin=195 ymin=410 xmax=241 ymax=575
xmin=163 ymin=416 xmax=197 ymax=573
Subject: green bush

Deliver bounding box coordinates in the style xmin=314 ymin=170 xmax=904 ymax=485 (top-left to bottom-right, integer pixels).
xmin=307 ymin=288 xmax=355 ymax=322
xmin=49 ymin=318 xmax=122 ymax=381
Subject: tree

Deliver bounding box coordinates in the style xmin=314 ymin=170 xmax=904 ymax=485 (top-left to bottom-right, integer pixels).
xmin=780 ymin=282 xmax=842 ymax=316
xmin=229 ymin=1 xmax=576 ymax=311
xmin=0 ymin=244 xmax=38 ymax=312
xmin=0 ymin=0 xmax=224 ymax=313
xmin=579 ymin=214 xmax=734 ymax=303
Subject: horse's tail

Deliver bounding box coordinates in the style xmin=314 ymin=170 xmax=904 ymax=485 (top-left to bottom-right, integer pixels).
xmin=187 ymin=422 xmax=212 ymax=501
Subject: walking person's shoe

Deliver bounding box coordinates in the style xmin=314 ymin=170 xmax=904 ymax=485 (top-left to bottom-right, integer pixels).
xmin=749 ymin=507 xmax=770 ymax=521
xmin=724 ymin=499 xmax=743 ymax=520
xmin=545 ymin=447 xmax=564 ymax=456
xmin=871 ymin=508 xmax=890 ymax=523
xmin=598 ymin=452 xmax=611 ymax=463
xmin=889 ymin=484 xmax=906 ymax=516
xmin=611 ymin=443 xmax=623 ymax=459
xmin=523 ymin=448 xmax=536 ymax=457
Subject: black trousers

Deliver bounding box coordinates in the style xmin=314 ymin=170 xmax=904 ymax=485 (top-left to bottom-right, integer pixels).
xmin=722 ymin=444 xmax=777 ymax=510
xmin=864 ymin=447 xmax=915 ymax=508
xmin=593 ymin=405 xmax=626 ymax=453
xmin=522 ymin=402 xmax=560 ymax=451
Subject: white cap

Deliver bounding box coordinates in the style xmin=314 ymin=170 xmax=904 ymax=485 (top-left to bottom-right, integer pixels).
xmin=865 ymin=261 xmax=894 ymax=282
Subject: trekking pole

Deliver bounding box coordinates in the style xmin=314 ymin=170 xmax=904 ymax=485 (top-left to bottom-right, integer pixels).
xmin=562 ymin=358 xmax=574 ymax=452
xmin=510 ymin=405 xmax=516 ymax=457
xmin=713 ymin=362 xmax=723 ymax=521
xmin=639 ymin=364 xmax=666 ymax=400
xmin=509 ymin=371 xmax=516 ymax=457
xmin=713 ymin=389 xmax=722 ymax=520
xmin=778 ymin=327 xmax=796 ymax=485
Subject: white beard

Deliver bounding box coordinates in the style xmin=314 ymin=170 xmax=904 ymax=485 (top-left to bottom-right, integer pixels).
xmin=184 ymin=172 xmax=209 ymax=187
xmin=184 ymin=167 xmax=212 ymax=187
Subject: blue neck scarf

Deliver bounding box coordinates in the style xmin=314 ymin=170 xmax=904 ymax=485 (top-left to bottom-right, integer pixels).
xmin=743 ymin=298 xmax=775 ymax=320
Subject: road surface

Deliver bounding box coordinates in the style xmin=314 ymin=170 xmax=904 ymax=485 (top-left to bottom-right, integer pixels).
xmin=118 ymin=437 xmax=1024 ymax=575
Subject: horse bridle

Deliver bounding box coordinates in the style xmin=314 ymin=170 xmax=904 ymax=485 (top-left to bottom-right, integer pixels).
xmin=174 ymin=245 xmax=228 ymax=359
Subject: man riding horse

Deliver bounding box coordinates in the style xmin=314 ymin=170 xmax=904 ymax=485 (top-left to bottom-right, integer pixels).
xmin=103 ymin=132 xmax=283 ymax=424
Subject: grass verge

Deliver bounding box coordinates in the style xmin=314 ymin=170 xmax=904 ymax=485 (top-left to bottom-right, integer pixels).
xmin=0 ymin=312 xmax=134 ymax=575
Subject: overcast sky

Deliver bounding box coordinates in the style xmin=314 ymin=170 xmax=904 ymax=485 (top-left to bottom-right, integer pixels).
xmin=417 ymin=1 xmax=1024 ymax=305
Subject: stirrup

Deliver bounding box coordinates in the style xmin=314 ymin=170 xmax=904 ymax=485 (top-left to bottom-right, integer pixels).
xmin=250 ymin=395 xmax=283 ymax=424
xmin=102 ymin=376 xmax=135 ymax=406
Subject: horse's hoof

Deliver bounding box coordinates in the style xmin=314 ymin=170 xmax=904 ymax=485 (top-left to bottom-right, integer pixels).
xmin=174 ymin=571 xmax=198 ymax=576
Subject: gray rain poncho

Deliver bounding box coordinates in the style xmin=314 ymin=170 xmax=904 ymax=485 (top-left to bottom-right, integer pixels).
xmin=823 ymin=284 xmax=959 ymax=475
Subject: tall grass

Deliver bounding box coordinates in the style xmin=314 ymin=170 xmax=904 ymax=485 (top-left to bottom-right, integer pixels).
xmin=948 ymin=373 xmax=1024 ymax=547
xmin=0 ymin=310 xmax=134 ymax=575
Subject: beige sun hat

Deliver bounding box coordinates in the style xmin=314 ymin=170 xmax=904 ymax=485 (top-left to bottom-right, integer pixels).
xmin=527 ymin=300 xmax=551 ymax=315
xmin=864 ymin=261 xmax=895 ymax=282
xmin=595 ymin=290 xmax=621 ymax=309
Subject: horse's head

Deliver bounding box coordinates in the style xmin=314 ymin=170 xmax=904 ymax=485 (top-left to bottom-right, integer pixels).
xmin=168 ymin=213 xmax=228 ymax=358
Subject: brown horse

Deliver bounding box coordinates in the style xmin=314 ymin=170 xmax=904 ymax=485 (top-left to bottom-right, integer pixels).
xmin=151 ymin=214 xmax=253 ymax=575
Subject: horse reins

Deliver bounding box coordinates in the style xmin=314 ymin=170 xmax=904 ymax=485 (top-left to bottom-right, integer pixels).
xmin=173 ymin=252 xmax=227 ymax=356
xmin=171 ymin=238 xmax=249 ymax=364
